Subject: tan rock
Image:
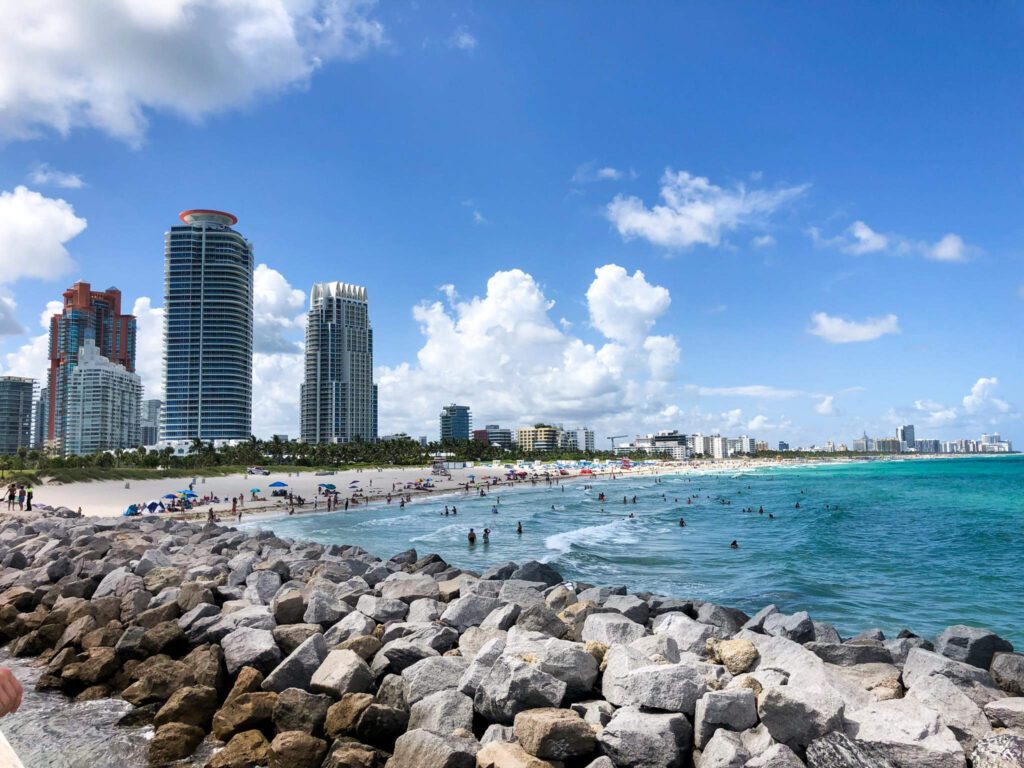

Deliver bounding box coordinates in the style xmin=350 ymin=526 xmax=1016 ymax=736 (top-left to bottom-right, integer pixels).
xmin=269 ymin=731 xmax=328 ymax=768
xmin=206 ymin=729 xmax=272 ymax=768
xmin=149 ymin=722 xmax=205 ymax=765
xmin=476 ymin=741 xmax=562 ymax=768
xmin=709 ymin=638 xmax=759 ymax=675
xmin=337 ymin=635 xmax=381 ymax=661
xmin=513 ymin=708 xmax=596 ymax=760
xmin=325 ymin=692 xmax=375 ymax=738
xmin=212 ymin=691 xmax=278 ymax=741
xmin=154 ymin=685 xmax=219 ymax=729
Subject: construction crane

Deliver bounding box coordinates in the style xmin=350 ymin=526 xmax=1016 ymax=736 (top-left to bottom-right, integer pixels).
xmin=608 ymin=435 xmax=628 ymax=450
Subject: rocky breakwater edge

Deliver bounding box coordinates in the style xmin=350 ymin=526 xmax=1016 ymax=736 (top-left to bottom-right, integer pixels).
xmin=0 ymin=517 xmax=1023 ymax=768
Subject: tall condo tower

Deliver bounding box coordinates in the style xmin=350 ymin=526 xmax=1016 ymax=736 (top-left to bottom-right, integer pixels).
xmin=301 ymin=282 xmax=378 ymax=444
xmin=46 ymin=282 xmax=136 ymax=450
xmin=162 ymin=210 xmax=253 ymax=448
xmin=0 ymin=377 xmax=36 ymax=455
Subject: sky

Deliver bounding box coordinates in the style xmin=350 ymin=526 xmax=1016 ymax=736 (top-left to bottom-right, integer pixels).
xmin=0 ymin=1 xmax=1020 ymax=446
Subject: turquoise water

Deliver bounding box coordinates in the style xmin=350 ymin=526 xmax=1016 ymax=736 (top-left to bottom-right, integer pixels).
xmin=245 ymin=456 xmax=1024 ymax=645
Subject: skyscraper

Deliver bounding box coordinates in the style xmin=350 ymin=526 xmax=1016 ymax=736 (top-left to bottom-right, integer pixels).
xmin=897 ymin=424 xmax=916 ymax=451
xmin=46 ymin=282 xmax=136 ymax=449
xmin=0 ymin=377 xmax=36 ymax=455
xmin=300 ymin=282 xmax=378 ymax=444
xmin=33 ymin=387 xmax=48 ymax=450
xmin=162 ymin=210 xmax=253 ymax=449
xmin=64 ymin=340 xmax=142 ymax=456
xmin=440 ymin=404 xmax=472 ymax=441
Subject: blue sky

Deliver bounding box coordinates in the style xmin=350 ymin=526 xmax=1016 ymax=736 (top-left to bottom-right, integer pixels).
xmin=0 ymin=1 xmax=1020 ymax=445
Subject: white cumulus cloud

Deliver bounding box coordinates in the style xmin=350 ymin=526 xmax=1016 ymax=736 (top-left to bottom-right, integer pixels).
xmin=132 ymin=296 xmax=164 ymax=399
xmin=0 ymin=186 xmax=87 ymax=283
xmin=376 ymin=265 xmax=681 ymax=438
xmin=606 ymin=169 xmax=808 ymax=249
xmin=810 ymin=220 xmax=974 ymax=262
xmin=962 ymin=377 xmax=1010 ymax=415
xmin=0 ymin=0 xmax=385 ymax=143
xmin=448 ymin=27 xmax=477 ymax=51
xmin=815 ymin=395 xmax=836 ymax=415
xmin=586 ymin=265 xmax=671 ymax=344
xmin=809 ymin=311 xmax=900 ymax=343
xmin=254 ymin=263 xmax=306 ymax=353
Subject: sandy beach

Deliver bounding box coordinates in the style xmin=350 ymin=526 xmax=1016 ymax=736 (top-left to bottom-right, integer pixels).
xmin=20 ymin=457 xmax=788 ymax=519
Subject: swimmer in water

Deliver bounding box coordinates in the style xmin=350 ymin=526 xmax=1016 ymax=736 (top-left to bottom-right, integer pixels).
xmin=678 ymin=517 xmax=686 ymax=527
xmin=758 ymin=505 xmax=763 ymax=514
xmin=492 ymin=505 xmax=498 ymax=514
xmin=730 ymin=540 xmax=738 ymax=549
xmin=467 ymin=528 xmax=476 ymax=544
xmin=628 ymin=512 xmax=635 ymax=519
xmin=768 ymin=513 xmax=774 ymax=519
xmin=795 ymin=502 xmax=800 ymax=509
xmin=483 ymin=528 xmax=490 ymax=541
xmin=516 ymin=521 xmax=523 ymax=534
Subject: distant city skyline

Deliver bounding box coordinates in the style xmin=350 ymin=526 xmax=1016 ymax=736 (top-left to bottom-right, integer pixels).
xmin=0 ymin=4 xmax=1020 ymax=447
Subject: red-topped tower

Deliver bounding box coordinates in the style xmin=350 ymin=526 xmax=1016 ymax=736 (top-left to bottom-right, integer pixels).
xmin=46 ymin=282 xmax=137 ymax=448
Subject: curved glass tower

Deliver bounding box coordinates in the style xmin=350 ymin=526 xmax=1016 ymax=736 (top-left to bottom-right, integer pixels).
xmin=161 ymin=210 xmax=253 ymax=447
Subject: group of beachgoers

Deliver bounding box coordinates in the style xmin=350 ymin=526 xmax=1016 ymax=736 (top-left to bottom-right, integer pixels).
xmin=4 ymin=484 xmax=33 ymax=512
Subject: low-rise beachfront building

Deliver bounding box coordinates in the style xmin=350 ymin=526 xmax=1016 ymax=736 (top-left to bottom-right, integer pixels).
xmin=440 ymin=404 xmax=472 ymax=442
xmin=516 ymin=425 xmax=561 ymax=452
xmin=473 ymin=424 xmax=513 ymax=449
xmin=0 ymin=376 xmax=36 ymax=455
xmin=64 ymin=340 xmax=142 ymax=456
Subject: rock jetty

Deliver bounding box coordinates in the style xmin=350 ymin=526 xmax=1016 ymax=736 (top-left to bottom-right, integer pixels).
xmin=1 ymin=514 xmax=1023 ymax=768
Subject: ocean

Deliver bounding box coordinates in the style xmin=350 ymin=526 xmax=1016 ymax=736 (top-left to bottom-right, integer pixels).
xmin=244 ymin=456 xmax=1024 ymax=645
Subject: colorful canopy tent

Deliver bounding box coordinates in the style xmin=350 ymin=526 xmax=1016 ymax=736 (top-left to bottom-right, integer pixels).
xmin=269 ymin=481 xmax=288 ymax=488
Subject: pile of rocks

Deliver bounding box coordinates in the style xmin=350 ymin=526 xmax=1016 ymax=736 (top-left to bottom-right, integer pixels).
xmin=0 ymin=514 xmax=1022 ymax=768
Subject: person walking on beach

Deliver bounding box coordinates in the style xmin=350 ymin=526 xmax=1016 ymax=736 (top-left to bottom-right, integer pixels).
xmin=5 ymin=485 xmax=13 ymax=511
xmin=17 ymin=486 xmax=25 ymax=510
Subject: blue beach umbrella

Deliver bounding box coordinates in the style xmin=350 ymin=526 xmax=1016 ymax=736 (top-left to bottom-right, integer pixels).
xmin=250 ymin=487 xmax=261 ymax=493
xmin=183 ymin=491 xmax=198 ymax=498
xmin=318 ymin=483 xmax=336 ymax=490
xmin=162 ymin=493 xmax=177 ymax=499
xmin=268 ymin=481 xmax=288 ymax=488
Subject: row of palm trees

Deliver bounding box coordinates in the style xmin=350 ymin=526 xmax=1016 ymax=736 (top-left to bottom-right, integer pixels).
xmin=1 ymin=436 xmax=628 ymax=473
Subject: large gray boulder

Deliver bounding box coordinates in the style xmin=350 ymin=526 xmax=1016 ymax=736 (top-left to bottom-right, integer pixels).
xmin=581 ymin=613 xmax=646 ymax=646
xmin=904 ymin=647 xmax=1005 ymax=706
xmin=473 ymin=655 xmax=567 ymax=724
xmin=970 ymin=734 xmax=1024 ymax=768
xmin=509 ymin=561 xmax=562 ymax=587
xmin=694 ymin=688 xmax=758 ymax=749
xmin=403 ymin=656 xmax=470 ymax=705
xmin=807 ymin=642 xmax=893 ymax=667
xmin=408 ymin=690 xmax=474 ymax=736
xmin=457 ymin=636 xmax=506 ymax=697
xmin=758 ymin=685 xmax=844 ymax=751
xmin=991 ymin=653 xmax=1024 ymax=695
xmin=654 ymin=612 xmax=721 ymax=654
xmin=356 ymin=594 xmax=409 ymax=624
xmin=598 ymin=706 xmax=692 ymax=768
xmin=380 ymin=574 xmax=440 ymax=603
xmin=602 ymin=644 xmax=725 ymax=715
xmin=697 ymin=729 xmax=751 ymax=768
xmin=984 ymin=698 xmax=1024 ymax=730
xmin=843 ymin=698 xmax=967 ymax=768
xmin=303 ymin=589 xmax=350 ymax=626
xmin=310 ymin=649 xmax=373 ymax=697
xmin=745 ymin=743 xmax=805 ymax=768
xmin=806 ymin=731 xmax=901 ymax=767
xmin=262 ymin=633 xmax=328 ymax=693
xmin=221 ymin=626 xmax=282 ymax=676
xmin=762 ymin=611 xmax=815 ymax=644
xmin=324 ymin=611 xmax=376 ymax=645
xmin=604 ymin=594 xmax=650 ymax=625
xmin=387 ymin=728 xmax=479 ymax=768
xmin=534 ymin=637 xmax=599 ymax=698
xmin=935 ymin=625 xmax=1013 ymax=670
xmin=441 ymin=595 xmax=503 ymax=632
xmin=905 ymin=670 xmax=992 ymax=752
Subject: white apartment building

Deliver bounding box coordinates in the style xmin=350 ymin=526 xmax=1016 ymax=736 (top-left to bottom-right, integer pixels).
xmin=64 ymin=340 xmax=142 ymax=456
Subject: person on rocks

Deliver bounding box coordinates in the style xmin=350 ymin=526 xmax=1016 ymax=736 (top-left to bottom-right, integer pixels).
xmin=0 ymin=667 xmax=23 ymax=717
xmin=467 ymin=528 xmax=477 ymax=545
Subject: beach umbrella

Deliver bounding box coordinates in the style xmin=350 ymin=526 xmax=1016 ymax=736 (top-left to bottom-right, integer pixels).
xmin=318 ymin=483 xmax=336 ymax=490
xmin=269 ymin=481 xmax=288 ymax=488
xmin=250 ymin=487 xmax=261 ymax=493
xmin=183 ymin=491 xmax=198 ymax=498
xmin=162 ymin=493 xmax=177 ymax=499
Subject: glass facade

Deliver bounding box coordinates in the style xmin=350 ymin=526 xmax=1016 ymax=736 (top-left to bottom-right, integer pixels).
xmin=0 ymin=377 xmax=36 ymax=455
xmin=300 ymin=282 xmax=378 ymax=443
xmin=162 ymin=211 xmax=253 ymax=443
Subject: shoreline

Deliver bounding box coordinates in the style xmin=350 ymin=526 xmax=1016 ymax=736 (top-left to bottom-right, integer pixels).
xmin=0 ymin=512 xmax=1019 ymax=767
xmin=13 ymin=452 xmax=998 ymax=523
